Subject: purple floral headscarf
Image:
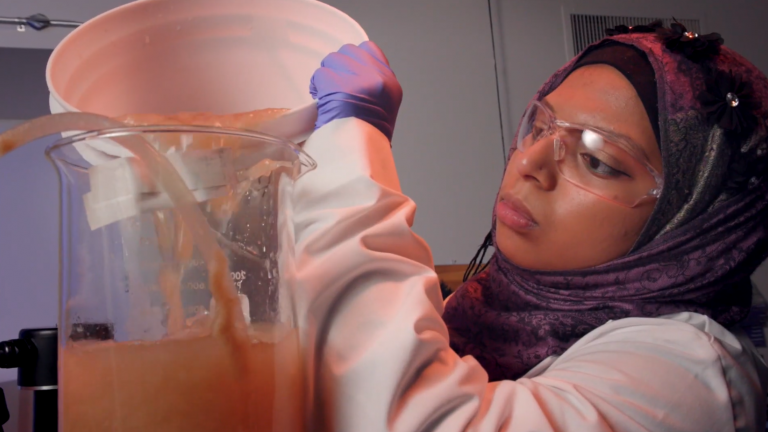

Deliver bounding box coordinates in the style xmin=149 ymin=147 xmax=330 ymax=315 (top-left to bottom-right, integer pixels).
xmin=443 ymin=29 xmax=768 ymax=381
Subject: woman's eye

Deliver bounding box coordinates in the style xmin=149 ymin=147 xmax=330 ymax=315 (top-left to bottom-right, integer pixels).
xmin=580 ymin=154 xmax=627 ymax=178
xmin=532 ymin=122 xmax=550 ymax=139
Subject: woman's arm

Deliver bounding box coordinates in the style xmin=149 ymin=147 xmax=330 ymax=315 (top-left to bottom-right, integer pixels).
xmin=292 ymin=118 xmax=763 ymax=432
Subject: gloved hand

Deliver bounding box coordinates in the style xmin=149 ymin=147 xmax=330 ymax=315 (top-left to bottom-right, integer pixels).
xmin=310 ymin=41 xmax=403 ymax=142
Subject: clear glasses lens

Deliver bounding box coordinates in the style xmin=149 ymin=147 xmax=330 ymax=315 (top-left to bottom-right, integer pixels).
xmin=515 ymin=102 xmax=662 ymax=207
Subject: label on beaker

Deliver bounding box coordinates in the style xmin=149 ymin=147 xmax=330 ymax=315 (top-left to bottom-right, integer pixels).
xmin=230 ymin=270 xmax=247 ymax=290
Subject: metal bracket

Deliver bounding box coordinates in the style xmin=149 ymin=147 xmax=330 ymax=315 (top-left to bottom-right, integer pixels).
xmin=0 ymin=14 xmax=81 ymax=31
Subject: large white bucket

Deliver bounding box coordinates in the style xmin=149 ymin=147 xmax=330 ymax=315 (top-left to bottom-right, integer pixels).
xmin=46 ymin=0 xmax=367 ymax=117
xmin=45 ymin=0 xmax=367 ymax=163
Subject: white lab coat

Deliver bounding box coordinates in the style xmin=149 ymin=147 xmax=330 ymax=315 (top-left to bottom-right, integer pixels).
xmin=292 ymin=117 xmax=768 ymax=432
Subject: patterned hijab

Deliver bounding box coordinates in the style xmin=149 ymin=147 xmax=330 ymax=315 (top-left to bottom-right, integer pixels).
xmin=443 ymin=24 xmax=768 ymax=381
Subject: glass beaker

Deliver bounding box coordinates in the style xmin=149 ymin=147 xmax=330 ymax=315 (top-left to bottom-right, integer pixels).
xmin=46 ymin=125 xmax=315 ymax=432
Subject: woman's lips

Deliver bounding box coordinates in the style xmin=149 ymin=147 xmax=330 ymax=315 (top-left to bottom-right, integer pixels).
xmin=496 ymin=196 xmax=538 ymax=232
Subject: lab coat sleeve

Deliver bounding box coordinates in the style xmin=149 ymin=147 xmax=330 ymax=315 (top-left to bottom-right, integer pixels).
xmin=292 ymin=118 xmax=753 ymax=432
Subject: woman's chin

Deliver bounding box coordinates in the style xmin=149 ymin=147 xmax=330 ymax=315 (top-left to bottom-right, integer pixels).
xmin=494 ymin=224 xmax=542 ymax=269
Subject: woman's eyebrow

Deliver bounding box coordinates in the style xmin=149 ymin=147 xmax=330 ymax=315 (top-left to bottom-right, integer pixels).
xmin=541 ymin=98 xmax=652 ymax=163
xmin=541 ymin=98 xmax=557 ymax=115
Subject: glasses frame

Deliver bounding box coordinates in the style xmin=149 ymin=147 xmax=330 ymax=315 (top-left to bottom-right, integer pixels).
xmin=515 ymin=100 xmax=664 ymax=208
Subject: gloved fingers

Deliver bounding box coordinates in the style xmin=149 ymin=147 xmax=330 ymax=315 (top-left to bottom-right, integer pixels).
xmin=358 ymin=41 xmax=391 ymax=68
xmin=308 ymin=41 xmax=402 ymax=138
xmin=320 ymin=51 xmax=360 ymax=74
xmin=338 ymin=43 xmax=391 ymax=73
xmin=309 ymin=66 xmax=351 ymax=98
xmin=309 ymin=67 xmax=321 ymax=99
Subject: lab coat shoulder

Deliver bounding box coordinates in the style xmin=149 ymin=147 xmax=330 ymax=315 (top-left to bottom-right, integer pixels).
xmin=293 ymin=117 xmax=767 ymax=432
xmin=497 ymin=313 xmax=768 ymax=432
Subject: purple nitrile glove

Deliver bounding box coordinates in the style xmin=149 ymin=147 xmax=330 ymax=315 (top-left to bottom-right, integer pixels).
xmin=309 ymin=41 xmax=403 ymax=142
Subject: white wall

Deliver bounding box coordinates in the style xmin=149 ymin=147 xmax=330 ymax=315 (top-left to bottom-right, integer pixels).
xmin=0 ymin=48 xmax=51 ymax=119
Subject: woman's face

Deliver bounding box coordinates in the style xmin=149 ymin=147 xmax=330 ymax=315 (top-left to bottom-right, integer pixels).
xmin=496 ymin=64 xmax=663 ymax=271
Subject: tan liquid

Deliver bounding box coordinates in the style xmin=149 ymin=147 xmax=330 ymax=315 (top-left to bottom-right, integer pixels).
xmin=62 ymin=326 xmax=305 ymax=432
xmin=116 ymin=108 xmax=290 ymax=153
xmin=117 ymin=108 xmax=290 ymax=129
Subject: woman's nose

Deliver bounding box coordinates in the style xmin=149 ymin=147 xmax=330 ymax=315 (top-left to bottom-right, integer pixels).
xmin=513 ymin=138 xmax=558 ymax=191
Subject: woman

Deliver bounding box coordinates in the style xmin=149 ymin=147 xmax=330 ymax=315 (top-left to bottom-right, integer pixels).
xmin=294 ymin=22 xmax=768 ymax=431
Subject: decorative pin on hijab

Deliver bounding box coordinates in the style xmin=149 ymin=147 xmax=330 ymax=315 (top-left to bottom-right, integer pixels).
xmin=656 ymin=19 xmax=724 ymax=63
